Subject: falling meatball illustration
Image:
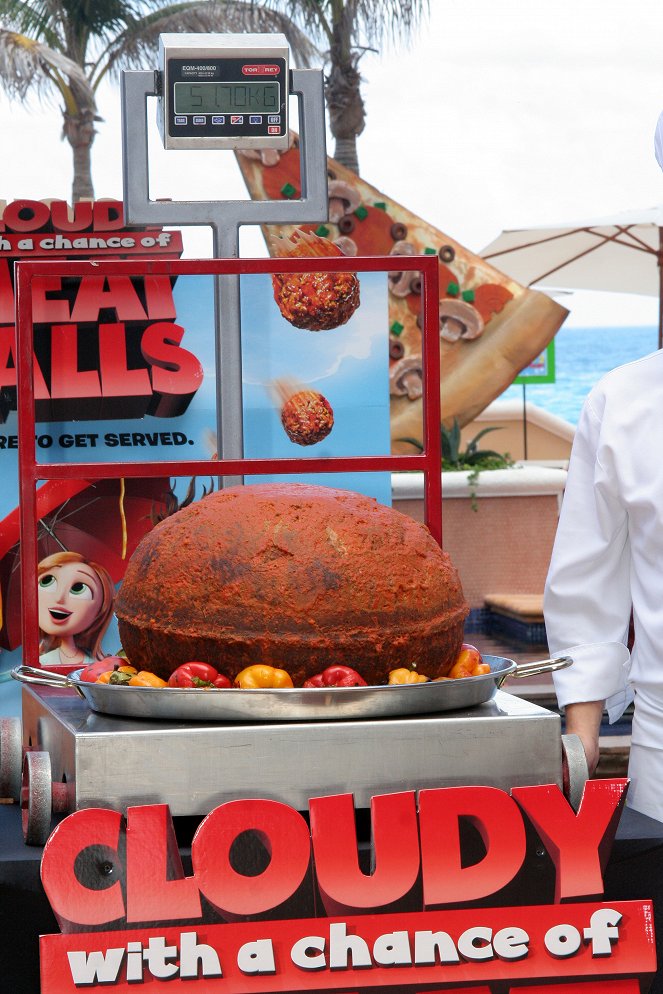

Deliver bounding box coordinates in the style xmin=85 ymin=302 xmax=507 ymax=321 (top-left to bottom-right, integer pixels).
xmin=272 ymin=378 xmax=334 ymax=446
xmin=270 ymin=229 xmax=360 ymax=331
xmin=281 ymin=390 xmax=334 ymax=446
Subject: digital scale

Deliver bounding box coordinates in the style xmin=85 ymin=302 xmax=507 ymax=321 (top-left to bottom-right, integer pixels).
xmin=157 ymin=33 xmax=289 ymax=151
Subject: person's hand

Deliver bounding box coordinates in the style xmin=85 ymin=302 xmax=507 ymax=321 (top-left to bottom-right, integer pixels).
xmin=564 ymin=700 xmax=604 ymax=776
xmin=570 ymin=729 xmax=601 ymax=776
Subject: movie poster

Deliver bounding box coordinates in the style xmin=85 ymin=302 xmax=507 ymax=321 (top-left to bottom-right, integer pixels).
xmin=0 ymin=201 xmax=391 ymax=713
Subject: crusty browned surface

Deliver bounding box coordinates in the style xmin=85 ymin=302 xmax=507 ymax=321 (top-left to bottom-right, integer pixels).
xmin=115 ymin=483 xmax=469 ymax=685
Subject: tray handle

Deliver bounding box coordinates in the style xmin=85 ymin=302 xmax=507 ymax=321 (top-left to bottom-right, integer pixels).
xmin=509 ymin=655 xmax=573 ymax=680
xmin=11 ymin=665 xmax=86 ymax=697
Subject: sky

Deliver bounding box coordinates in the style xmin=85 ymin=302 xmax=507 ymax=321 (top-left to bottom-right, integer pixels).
xmin=2 ymin=0 xmax=663 ymax=327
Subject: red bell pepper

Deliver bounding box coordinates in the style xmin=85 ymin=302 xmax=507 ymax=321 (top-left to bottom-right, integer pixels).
xmin=168 ymin=662 xmax=231 ymax=689
xmin=303 ymin=665 xmax=367 ymax=688
xmin=80 ymin=657 xmax=124 ymax=683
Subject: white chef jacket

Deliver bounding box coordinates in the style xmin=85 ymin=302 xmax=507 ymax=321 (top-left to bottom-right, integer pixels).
xmin=544 ymin=349 xmax=663 ymax=820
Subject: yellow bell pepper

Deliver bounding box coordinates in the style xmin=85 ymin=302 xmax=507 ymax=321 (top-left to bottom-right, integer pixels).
xmin=128 ymin=670 xmax=168 ymax=688
xmin=234 ymin=664 xmax=293 ymax=689
xmin=388 ymin=668 xmax=429 ymax=685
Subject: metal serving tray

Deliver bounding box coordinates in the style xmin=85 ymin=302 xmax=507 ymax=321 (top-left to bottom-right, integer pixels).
xmin=12 ymin=655 xmax=571 ymax=723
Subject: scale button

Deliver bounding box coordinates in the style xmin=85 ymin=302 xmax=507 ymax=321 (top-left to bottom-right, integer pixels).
xmin=193 ymin=115 xmax=206 ymax=125
xmin=174 ymin=116 xmax=187 ymax=125
xmin=249 ymin=115 xmax=263 ymax=125
xmin=268 ymin=115 xmax=280 ymax=125
xmin=231 ymin=115 xmax=244 ymax=125
xmin=211 ymin=115 xmax=225 ymax=125
xmin=268 ymin=125 xmax=281 ymax=135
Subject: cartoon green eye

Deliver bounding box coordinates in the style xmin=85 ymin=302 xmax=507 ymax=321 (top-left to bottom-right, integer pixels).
xmin=70 ymin=582 xmax=93 ymax=600
xmin=38 ymin=574 xmax=57 ymax=590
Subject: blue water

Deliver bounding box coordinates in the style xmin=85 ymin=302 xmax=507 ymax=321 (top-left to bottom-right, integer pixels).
xmin=499 ymin=325 xmax=659 ymax=425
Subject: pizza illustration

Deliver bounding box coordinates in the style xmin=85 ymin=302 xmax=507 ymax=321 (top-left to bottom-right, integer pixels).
xmin=236 ymin=137 xmax=567 ymax=452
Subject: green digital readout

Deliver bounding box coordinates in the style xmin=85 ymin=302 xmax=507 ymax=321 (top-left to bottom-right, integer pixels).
xmin=174 ymin=81 xmax=280 ymax=114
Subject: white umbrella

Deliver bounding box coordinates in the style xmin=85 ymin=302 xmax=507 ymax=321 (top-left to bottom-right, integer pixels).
xmin=481 ymin=206 xmax=663 ymax=347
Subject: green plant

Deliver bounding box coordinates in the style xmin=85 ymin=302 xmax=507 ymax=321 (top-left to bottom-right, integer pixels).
xmin=397 ymin=418 xmax=514 ymax=510
xmin=440 ymin=419 xmax=511 ymax=470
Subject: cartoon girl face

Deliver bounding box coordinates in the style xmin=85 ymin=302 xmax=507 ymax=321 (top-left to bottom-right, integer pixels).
xmin=38 ymin=561 xmax=105 ymax=639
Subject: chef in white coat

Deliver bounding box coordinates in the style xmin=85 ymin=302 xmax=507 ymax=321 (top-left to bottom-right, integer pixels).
xmin=544 ymin=349 xmax=663 ymax=821
xmin=545 ymin=118 xmax=663 ymax=823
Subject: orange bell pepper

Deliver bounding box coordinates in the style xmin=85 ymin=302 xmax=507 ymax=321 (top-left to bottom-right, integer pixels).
xmin=447 ymin=643 xmax=491 ymax=679
xmin=234 ymin=664 xmax=293 ymax=689
xmin=128 ymin=671 xmax=168 ymax=688
xmin=447 ymin=661 xmax=475 ymax=679
xmin=447 ymin=659 xmax=492 ymax=679
xmin=388 ymin=668 xmax=429 ymax=685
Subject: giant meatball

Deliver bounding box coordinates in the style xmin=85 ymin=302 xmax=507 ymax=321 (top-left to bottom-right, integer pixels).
xmin=115 ymin=483 xmax=469 ymax=686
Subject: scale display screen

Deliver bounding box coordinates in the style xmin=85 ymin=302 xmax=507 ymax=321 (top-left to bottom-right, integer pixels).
xmin=158 ymin=33 xmax=289 ymax=150
xmin=174 ymin=81 xmax=280 ymax=115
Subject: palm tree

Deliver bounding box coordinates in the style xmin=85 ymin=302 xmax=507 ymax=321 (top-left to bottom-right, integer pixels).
xmin=262 ymin=0 xmax=430 ymax=174
xmin=0 ymin=1 xmax=317 ymax=201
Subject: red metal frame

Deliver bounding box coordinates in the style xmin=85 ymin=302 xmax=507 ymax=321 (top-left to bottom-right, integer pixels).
xmin=15 ymin=254 xmax=441 ymax=668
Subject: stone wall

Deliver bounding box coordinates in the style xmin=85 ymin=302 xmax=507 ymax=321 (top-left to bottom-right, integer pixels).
xmin=392 ymin=466 xmax=567 ymax=609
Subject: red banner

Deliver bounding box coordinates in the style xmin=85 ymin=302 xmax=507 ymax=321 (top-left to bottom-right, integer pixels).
xmin=39 ymin=901 xmax=655 ymax=994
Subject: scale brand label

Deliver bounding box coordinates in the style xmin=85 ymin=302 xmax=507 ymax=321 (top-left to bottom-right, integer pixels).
xmin=242 ymin=64 xmax=280 ymax=75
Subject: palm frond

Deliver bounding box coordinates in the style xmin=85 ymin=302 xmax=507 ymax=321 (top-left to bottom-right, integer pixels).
xmin=260 ymin=0 xmax=429 ymax=53
xmin=0 ymin=29 xmax=88 ymax=99
xmin=340 ymin=0 xmax=430 ymax=51
xmin=0 ymin=0 xmax=72 ymax=55
xmin=97 ymin=0 xmax=319 ymax=83
xmin=259 ymin=0 xmax=331 ymax=46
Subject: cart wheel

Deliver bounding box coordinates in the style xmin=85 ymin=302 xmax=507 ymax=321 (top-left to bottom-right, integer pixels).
xmin=0 ymin=717 xmax=22 ymax=802
xmin=21 ymin=751 xmax=53 ymax=846
xmin=561 ymin=733 xmax=589 ymax=812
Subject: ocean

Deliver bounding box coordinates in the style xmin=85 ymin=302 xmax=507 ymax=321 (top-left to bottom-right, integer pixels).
xmin=498 ymin=325 xmax=659 ymax=425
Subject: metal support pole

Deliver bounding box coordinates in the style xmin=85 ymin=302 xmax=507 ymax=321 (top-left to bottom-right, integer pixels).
xmin=213 ymin=225 xmax=242 ymax=476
